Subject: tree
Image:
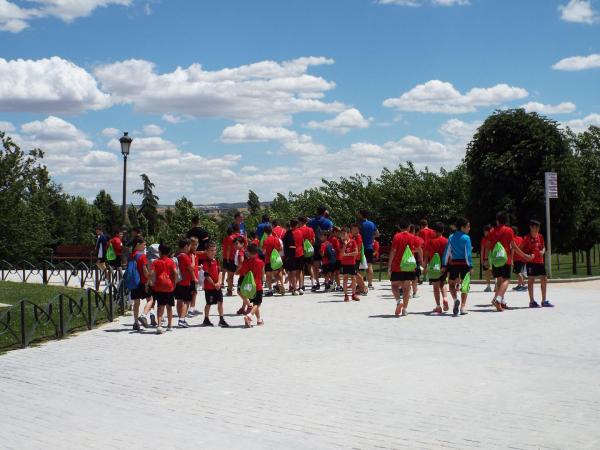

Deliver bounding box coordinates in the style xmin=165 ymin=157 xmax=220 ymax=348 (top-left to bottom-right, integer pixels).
xmin=464 ymin=109 xmax=581 ymax=252
xmin=127 ymin=204 xmax=140 ymax=227
xmin=93 ymin=190 xmax=121 ymax=234
xmin=247 ymin=190 xmax=261 ymax=216
xmin=133 ymin=173 xmax=161 ymax=236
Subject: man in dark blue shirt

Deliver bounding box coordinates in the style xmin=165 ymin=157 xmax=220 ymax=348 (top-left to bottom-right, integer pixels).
xmin=256 ymin=214 xmax=271 ymax=240
xmin=358 ymin=209 xmax=378 ymax=289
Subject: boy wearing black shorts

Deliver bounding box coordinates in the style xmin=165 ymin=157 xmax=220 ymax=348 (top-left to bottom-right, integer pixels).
xmin=239 ymin=244 xmax=266 ymax=328
xmin=150 ymin=244 xmax=177 ymax=334
xmin=424 ymin=222 xmax=449 ymax=314
xmin=521 ymin=220 xmax=554 ymax=308
xmin=340 ymin=227 xmax=359 ymax=302
xmin=202 ymin=242 xmax=229 ymax=327
xmin=442 ymin=218 xmax=473 ymax=317
xmin=388 ymin=219 xmax=420 ymax=317
xmin=175 ymin=238 xmax=196 ymax=328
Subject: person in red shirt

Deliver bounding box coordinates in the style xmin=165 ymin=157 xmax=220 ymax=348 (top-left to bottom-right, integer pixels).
xmin=351 ymin=223 xmax=368 ymax=296
xmin=271 ymin=220 xmax=285 ymax=240
xmin=287 ymin=219 xmax=305 ymax=295
xmin=188 ymin=237 xmax=201 ymax=317
xmin=262 ymin=225 xmax=284 ymax=297
xmin=200 ymin=242 xmax=229 ymax=327
xmin=340 ymin=227 xmax=359 ymax=302
xmin=224 ymin=223 xmax=244 ymax=297
xmin=298 ymin=216 xmax=318 ymax=292
xmin=175 ymin=238 xmax=196 ymax=328
xmin=480 ymin=224 xmax=493 ymax=292
xmin=424 ymin=222 xmax=449 ymax=314
xmin=238 ymin=244 xmax=266 ymax=328
xmin=319 ymin=231 xmax=336 ymax=292
xmin=373 ymin=235 xmax=380 ymax=261
xmin=129 ymin=236 xmax=153 ymax=331
xmin=418 ymin=219 xmax=436 ymax=254
xmin=109 ymin=230 xmax=123 ymax=270
xmin=388 ymin=219 xmax=421 ymax=317
xmin=409 ymin=224 xmax=425 ymax=299
xmin=487 ymin=212 xmax=532 ymax=311
xmin=150 ymin=243 xmax=177 ymax=333
xmin=521 ymin=220 xmax=553 ymax=308
xmin=329 ymin=227 xmax=342 ymax=291
xmin=511 ymin=226 xmax=527 ymax=292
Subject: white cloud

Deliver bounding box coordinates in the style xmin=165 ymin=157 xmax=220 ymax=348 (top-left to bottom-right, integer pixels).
xmin=94 ymin=57 xmax=345 ymax=126
xmin=82 ymin=150 xmax=118 ymax=166
xmin=377 ymin=0 xmax=469 ymax=6
xmin=0 ymin=120 xmax=15 ymax=132
xmin=162 ymin=113 xmax=183 ymax=124
xmin=564 ymin=113 xmax=600 ymax=132
xmin=306 ymin=108 xmax=371 ymax=134
xmin=559 ymin=0 xmax=598 ymax=24
xmin=521 ymin=101 xmax=577 ymax=114
xmin=101 ymin=127 xmax=120 ymax=137
xmin=383 ymin=80 xmax=528 ymax=114
xmin=143 ymin=124 xmax=164 ymax=136
xmin=438 ymin=118 xmax=482 ymax=142
xmin=221 ymin=124 xmax=297 ymax=143
xmin=552 ymin=53 xmax=600 ymax=71
xmin=0 ymin=57 xmax=111 ymax=113
xmin=0 ymin=0 xmax=132 ymax=32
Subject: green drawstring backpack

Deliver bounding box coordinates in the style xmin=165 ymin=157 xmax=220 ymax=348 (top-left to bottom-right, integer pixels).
xmin=240 ymin=272 xmax=257 ymax=299
xmin=303 ymin=239 xmax=315 ymax=257
xmin=270 ymin=249 xmax=283 ymax=271
xmin=490 ymin=242 xmax=508 ymax=267
xmin=428 ymin=253 xmax=442 ymax=279
xmin=106 ymin=244 xmax=117 ymax=262
xmin=400 ymin=245 xmax=417 ymax=272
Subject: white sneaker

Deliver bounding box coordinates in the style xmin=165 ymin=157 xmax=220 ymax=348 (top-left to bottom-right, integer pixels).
xmin=298 ymin=289 xmax=304 ymax=295
xmin=402 ymin=309 xmax=408 ymax=316
xmin=156 ymin=326 xmax=164 ymax=334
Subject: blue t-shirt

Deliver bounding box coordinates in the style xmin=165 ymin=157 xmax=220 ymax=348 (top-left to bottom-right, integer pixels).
xmin=256 ymin=221 xmax=271 ymax=239
xmin=359 ymin=219 xmax=377 ymax=250
xmin=307 ymin=216 xmax=333 ymax=238
xmin=442 ymin=231 xmax=473 ymax=267
xmin=227 ymin=222 xmax=246 ymax=236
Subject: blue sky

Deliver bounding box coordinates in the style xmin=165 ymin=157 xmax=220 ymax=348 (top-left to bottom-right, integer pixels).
xmin=1 ymin=0 xmax=599 ymax=203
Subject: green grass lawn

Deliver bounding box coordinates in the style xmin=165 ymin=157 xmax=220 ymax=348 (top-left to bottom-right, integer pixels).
xmin=0 ymin=281 xmax=118 ymax=351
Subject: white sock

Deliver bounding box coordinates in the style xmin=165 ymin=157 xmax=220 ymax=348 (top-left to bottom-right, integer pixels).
xmin=495 ymin=295 xmax=503 ymax=303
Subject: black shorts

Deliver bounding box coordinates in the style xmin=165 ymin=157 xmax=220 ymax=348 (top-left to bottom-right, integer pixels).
xmin=251 ymin=290 xmax=263 ymax=306
xmin=429 ymin=271 xmax=448 ymax=285
xmin=335 ymin=260 xmax=341 ymax=272
xmin=341 ymin=264 xmax=356 ymax=275
xmin=364 ymin=249 xmax=374 ymax=264
xmin=390 ymin=271 xmax=416 ymax=282
xmin=130 ymin=284 xmax=150 ymax=300
xmin=448 ymin=264 xmax=471 ymax=281
xmin=313 ymin=251 xmax=322 ymax=261
xmin=190 ymin=281 xmax=197 ymax=293
xmin=154 ymin=291 xmax=174 ymax=307
xmin=205 ymin=289 xmax=223 ymax=305
xmin=109 ymin=258 xmax=122 ymax=269
xmin=265 ymin=263 xmax=277 ymax=273
xmin=513 ymin=261 xmax=525 ymax=274
xmin=285 ymin=256 xmax=304 ymax=271
xmin=224 ymin=259 xmax=237 ymax=273
xmin=174 ymin=284 xmax=193 ymax=302
xmin=304 ymin=256 xmax=314 ymax=265
xmin=492 ymin=264 xmax=512 ymax=280
xmin=97 ymin=257 xmax=108 ymax=264
xmin=527 ymin=263 xmax=547 ymax=277
xmin=322 ymin=263 xmax=334 ymax=275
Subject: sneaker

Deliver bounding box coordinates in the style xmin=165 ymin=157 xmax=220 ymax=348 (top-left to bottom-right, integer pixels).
xmin=352 ymin=295 xmax=361 ymax=302
xmin=368 ymin=284 xmax=374 ymax=290
xmin=511 ymin=285 xmax=519 ymax=291
xmin=292 ymin=290 xmax=298 ymax=296
xmin=226 ymin=289 xmax=233 ymax=297
xmin=492 ymin=299 xmax=503 ymax=312
xmin=186 ymin=312 xmax=193 ymax=319
xmin=150 ymin=313 xmax=157 ymax=327
xmin=298 ymin=289 xmax=304 ymax=296
xmin=236 ymin=307 xmax=246 ymax=315
xmin=501 ymin=303 xmax=509 ymax=310
xmin=401 ymin=308 xmax=408 ymax=317
xmin=311 ymin=285 xmax=318 ymax=292
xmin=166 ymin=326 xmax=173 ymax=332
xmin=132 ymin=323 xmax=141 ymax=331
xmin=453 ymin=299 xmax=460 ymax=317
xmin=219 ymin=317 xmax=229 ymax=328
xmin=484 ymin=286 xmax=492 ymax=293
xmin=529 ymin=301 xmax=540 ymax=308
xmin=344 ymin=296 xmax=350 ymax=302
xmin=432 ymin=306 xmax=442 ymax=314
xmin=178 ymin=320 xmax=190 ymax=328
xmin=541 ymin=300 xmax=554 ymax=308
xmin=138 ymin=315 xmax=148 ymax=328
xmin=156 ymin=326 xmax=164 ymax=334
xmin=202 ymin=318 xmax=214 ymax=327
xmin=336 ymin=286 xmax=343 ymax=292
xmin=264 ymin=291 xmax=274 ymax=297
xmin=412 ymin=293 xmax=419 ymax=299
xmin=442 ymin=300 xmax=449 ymax=312
xmin=460 ymin=310 xmax=468 ymax=316
xmin=361 ymin=290 xmax=368 ymax=296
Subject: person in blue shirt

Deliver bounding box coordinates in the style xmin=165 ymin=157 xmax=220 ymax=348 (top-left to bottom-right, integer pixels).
xmin=307 ymin=206 xmax=334 ymax=281
xmin=358 ymin=209 xmax=378 ymax=289
xmin=256 ymin=214 xmax=271 ymax=240
xmin=442 ymin=218 xmax=473 ymax=317
xmin=227 ymin=211 xmax=246 ymax=236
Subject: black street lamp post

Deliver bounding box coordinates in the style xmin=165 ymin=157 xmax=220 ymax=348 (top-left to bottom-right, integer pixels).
xmin=119 ymin=132 xmax=133 ymax=227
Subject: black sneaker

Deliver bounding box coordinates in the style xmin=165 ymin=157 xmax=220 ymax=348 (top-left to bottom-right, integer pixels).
xmin=453 ymin=299 xmax=460 ymax=317
xmin=150 ymin=313 xmax=157 ymax=327
xmin=264 ymin=291 xmax=274 ymax=297
xmin=219 ymin=317 xmax=229 ymax=328
xmin=311 ymin=285 xmax=318 ymax=292
xmin=132 ymin=323 xmax=141 ymax=331
xmin=202 ymin=318 xmax=214 ymax=327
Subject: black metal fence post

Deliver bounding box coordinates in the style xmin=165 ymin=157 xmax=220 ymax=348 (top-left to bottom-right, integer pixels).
xmin=87 ymin=290 xmax=92 ymax=330
xmin=42 ymin=261 xmax=48 ymax=285
xmin=108 ymin=285 xmax=114 ymax=322
xmin=20 ymin=301 xmax=27 ymax=348
xmin=58 ymin=294 xmax=65 ymax=338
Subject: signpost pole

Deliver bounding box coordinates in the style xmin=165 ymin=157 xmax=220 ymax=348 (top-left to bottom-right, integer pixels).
xmin=544 ymin=172 xmax=558 ymax=278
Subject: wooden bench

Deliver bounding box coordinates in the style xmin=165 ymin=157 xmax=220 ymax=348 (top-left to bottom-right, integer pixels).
xmin=53 ymin=245 xmax=95 ymax=264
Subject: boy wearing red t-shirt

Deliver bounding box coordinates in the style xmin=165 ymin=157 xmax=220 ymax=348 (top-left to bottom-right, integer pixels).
xmin=201 ymin=242 xmax=229 ymax=327
xmin=150 ymin=244 xmax=177 ymax=334
xmin=487 ymin=212 xmax=533 ymax=311
xmin=340 ymin=227 xmax=359 ymax=302
xmin=109 ymin=230 xmax=123 ymax=270
xmin=388 ymin=219 xmax=420 ymax=316
xmin=239 ymin=244 xmax=266 ymax=328
xmin=329 ymin=227 xmax=342 ymax=291
xmin=129 ymin=236 xmax=153 ymax=331
xmin=511 ymin=226 xmax=527 ymax=292
xmin=409 ymin=224 xmax=425 ymax=299
xmin=175 ymin=238 xmax=196 ymax=328
xmin=481 ymin=224 xmax=493 ymax=292
xmin=351 ymin=224 xmax=368 ymax=296
xmin=188 ymin=237 xmax=201 ymax=317
xmin=521 ymin=220 xmax=553 ymax=308
xmin=262 ymin=225 xmax=284 ymax=297
xmin=424 ymin=222 xmax=449 ymax=314
xmin=319 ymin=231 xmax=335 ymax=292
xmin=289 ymin=219 xmax=305 ymax=295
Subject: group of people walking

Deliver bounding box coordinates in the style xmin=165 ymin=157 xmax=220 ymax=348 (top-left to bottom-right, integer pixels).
xmin=92 ymin=207 xmax=553 ymax=333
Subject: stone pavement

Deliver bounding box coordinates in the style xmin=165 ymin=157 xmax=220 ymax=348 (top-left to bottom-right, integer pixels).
xmin=1 ymin=280 xmax=599 ymax=449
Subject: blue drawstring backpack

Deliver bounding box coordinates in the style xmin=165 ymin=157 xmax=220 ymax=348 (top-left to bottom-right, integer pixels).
xmin=124 ymin=253 xmax=141 ymax=290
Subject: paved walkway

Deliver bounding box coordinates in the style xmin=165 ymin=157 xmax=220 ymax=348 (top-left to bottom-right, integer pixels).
xmin=1 ymin=281 xmax=599 ymax=449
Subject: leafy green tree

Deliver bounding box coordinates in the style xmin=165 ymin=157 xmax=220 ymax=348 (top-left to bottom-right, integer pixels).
xmin=464 ymin=109 xmax=581 ymax=251
xmin=133 ymin=173 xmax=161 ymax=235
xmin=247 ymin=190 xmax=261 ymax=216
xmin=127 ymin=203 xmax=140 ymax=227
xmin=93 ymin=190 xmax=121 ymax=234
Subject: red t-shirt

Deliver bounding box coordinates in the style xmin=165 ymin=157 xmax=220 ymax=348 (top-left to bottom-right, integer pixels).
xmin=341 ymin=238 xmax=358 ymax=266
xmin=292 ymin=228 xmax=305 ymax=258
xmin=272 ymin=226 xmax=285 ymax=239
xmin=110 ymin=237 xmax=122 ymax=256
xmin=301 ymin=225 xmax=315 ymax=244
xmin=489 ymin=225 xmax=515 ymax=265
xmin=190 ymin=251 xmax=199 ymax=278
xmin=513 ymin=236 xmax=526 ymax=263
xmin=202 ymin=258 xmax=221 ymax=290
xmin=131 ymin=251 xmax=148 ymax=283
xmin=418 ymin=227 xmax=436 ymax=249
xmin=238 ymin=255 xmax=265 ymax=292
xmin=263 ymin=235 xmax=282 ymax=260
xmin=177 ymin=252 xmax=193 ymax=286
xmin=391 ymin=231 xmax=420 ymax=272
xmin=413 ymin=236 xmax=424 ymax=256
xmin=373 ymin=240 xmax=380 ymax=259
xmin=222 ymin=236 xmax=233 ymax=261
xmin=329 ymin=235 xmax=342 ymax=259
xmin=521 ymin=234 xmax=545 ymax=264
xmin=151 ymin=256 xmax=176 ymax=293
xmin=481 ymin=234 xmax=491 ymax=260
xmin=320 ymin=242 xmax=332 ymax=265
xmin=353 ymin=233 xmax=363 ymax=261
xmin=426 ymin=235 xmax=448 ymax=261
xmin=251 ymin=238 xmax=260 ymax=247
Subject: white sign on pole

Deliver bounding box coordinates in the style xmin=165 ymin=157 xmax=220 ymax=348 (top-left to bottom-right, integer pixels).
xmin=544 ymin=172 xmax=558 ymax=277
